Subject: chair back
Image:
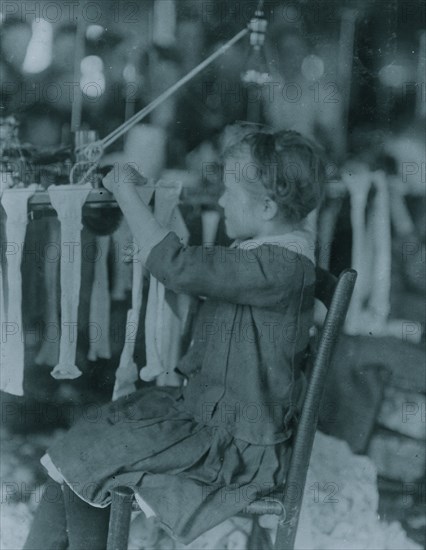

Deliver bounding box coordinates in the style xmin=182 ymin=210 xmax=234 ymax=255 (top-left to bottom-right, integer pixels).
xmin=274 ymin=267 xmax=357 ymax=550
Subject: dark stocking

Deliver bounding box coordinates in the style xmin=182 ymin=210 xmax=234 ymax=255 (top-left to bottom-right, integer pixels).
xmin=23 ymin=480 xmax=68 ymax=550
xmin=23 ymin=480 xmax=111 ymax=550
xmin=62 ymin=483 xmax=110 ymax=550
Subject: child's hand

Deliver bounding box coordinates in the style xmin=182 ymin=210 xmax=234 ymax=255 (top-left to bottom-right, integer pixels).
xmin=102 ymin=163 xmax=148 ymax=195
xmin=101 ymin=166 xmax=119 ymax=194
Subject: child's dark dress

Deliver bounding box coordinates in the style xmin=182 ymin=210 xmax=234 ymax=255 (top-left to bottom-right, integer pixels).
xmin=42 ymin=231 xmax=316 ymax=544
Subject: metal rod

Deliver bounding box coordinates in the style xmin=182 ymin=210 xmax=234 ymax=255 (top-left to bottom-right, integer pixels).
xmin=76 ymin=28 xmax=249 ymax=154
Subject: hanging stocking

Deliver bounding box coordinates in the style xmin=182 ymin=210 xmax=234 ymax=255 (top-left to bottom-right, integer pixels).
xmin=112 ymin=181 xmax=155 ymax=400
xmin=140 ymin=181 xmax=193 ymax=385
xmin=112 ymin=242 xmax=144 ymax=400
xmin=35 ymin=218 xmax=60 ymax=367
xmin=48 ymin=183 xmax=91 ymax=379
xmin=343 ymin=168 xmax=417 ymax=341
xmin=368 ymin=171 xmax=392 ymax=325
xmin=368 ymin=171 xmax=419 ymax=341
xmin=343 ymin=165 xmax=372 ymax=335
xmin=0 ymin=185 xmax=37 ymax=395
xmin=87 ymin=235 xmax=112 ymax=361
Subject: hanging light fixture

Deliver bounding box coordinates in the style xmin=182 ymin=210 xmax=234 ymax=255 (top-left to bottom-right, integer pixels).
xmin=241 ymin=8 xmax=271 ymax=85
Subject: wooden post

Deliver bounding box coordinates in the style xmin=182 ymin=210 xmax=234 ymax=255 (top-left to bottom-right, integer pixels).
xmin=416 ymin=30 xmax=426 ymax=118
xmin=337 ymin=8 xmax=358 ymax=157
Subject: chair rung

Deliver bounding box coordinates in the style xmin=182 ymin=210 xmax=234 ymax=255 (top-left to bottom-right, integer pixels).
xmin=131 ymin=495 xmax=285 ymax=517
xmin=243 ymin=499 xmax=284 ymax=516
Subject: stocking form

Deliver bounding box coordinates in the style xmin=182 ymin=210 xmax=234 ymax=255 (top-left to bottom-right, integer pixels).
xmin=35 ymin=218 xmax=60 ymax=367
xmin=112 ymin=183 xmax=155 ymax=400
xmin=48 ymin=183 xmax=91 ymax=379
xmin=87 ymin=235 xmax=112 ymax=361
xmin=140 ymin=181 xmax=193 ymax=385
xmin=0 ymin=185 xmax=37 ymax=395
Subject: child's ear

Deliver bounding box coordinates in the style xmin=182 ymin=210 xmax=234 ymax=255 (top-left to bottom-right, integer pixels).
xmin=262 ymin=197 xmax=279 ymax=220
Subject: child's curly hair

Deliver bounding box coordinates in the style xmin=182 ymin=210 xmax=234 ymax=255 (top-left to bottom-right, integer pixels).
xmin=223 ymin=128 xmax=326 ymax=223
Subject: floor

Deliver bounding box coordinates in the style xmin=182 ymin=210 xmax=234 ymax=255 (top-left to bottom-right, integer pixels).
xmin=1 ymin=392 xmax=424 ymax=550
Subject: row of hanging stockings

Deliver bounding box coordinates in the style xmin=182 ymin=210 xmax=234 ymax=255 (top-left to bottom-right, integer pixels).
xmin=113 ymin=175 xmax=195 ymax=399
xmin=1 ymin=183 xmax=94 ymax=396
xmin=341 ymin=164 xmax=420 ymax=342
xmin=0 ymin=177 xmax=209 ymax=397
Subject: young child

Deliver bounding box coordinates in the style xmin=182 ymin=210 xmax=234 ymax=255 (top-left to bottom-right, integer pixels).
xmin=24 ymin=128 xmax=324 ymax=549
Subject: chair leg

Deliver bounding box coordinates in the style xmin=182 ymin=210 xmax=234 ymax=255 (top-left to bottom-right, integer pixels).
xmin=247 ymin=517 xmax=273 ymax=550
xmin=106 ymin=487 xmax=134 ymax=550
xmin=273 ymin=515 xmax=298 ymax=550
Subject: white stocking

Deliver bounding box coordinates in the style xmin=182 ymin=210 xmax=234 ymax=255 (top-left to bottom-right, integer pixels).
xmin=88 ymin=235 xmax=112 ymax=361
xmin=140 ymin=182 xmax=193 ymax=385
xmin=48 ymin=183 xmax=91 ymax=379
xmin=112 ymin=242 xmax=144 ymax=400
xmin=112 ymin=183 xmax=155 ymax=399
xmin=369 ymin=171 xmax=391 ymax=323
xmin=343 ymin=167 xmax=372 ymax=334
xmin=1 ymin=185 xmax=37 ymax=395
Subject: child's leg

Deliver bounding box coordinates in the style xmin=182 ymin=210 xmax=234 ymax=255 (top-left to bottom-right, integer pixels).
xmin=62 ymin=484 xmax=110 ymax=550
xmin=23 ymin=480 xmax=111 ymax=550
xmin=23 ymin=480 xmax=68 ymax=550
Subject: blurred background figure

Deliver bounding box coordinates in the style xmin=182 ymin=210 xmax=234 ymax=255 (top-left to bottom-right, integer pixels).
xmin=263 ymin=24 xmax=345 ymax=162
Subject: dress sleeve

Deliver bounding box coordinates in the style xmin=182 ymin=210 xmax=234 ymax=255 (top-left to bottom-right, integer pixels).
xmin=145 ymin=232 xmax=305 ymax=308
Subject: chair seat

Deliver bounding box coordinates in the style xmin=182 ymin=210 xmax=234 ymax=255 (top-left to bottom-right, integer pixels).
xmin=243 ymin=497 xmax=285 ymax=517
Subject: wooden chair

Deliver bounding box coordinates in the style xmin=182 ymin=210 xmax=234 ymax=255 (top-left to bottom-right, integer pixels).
xmin=106 ymin=267 xmax=357 ymax=550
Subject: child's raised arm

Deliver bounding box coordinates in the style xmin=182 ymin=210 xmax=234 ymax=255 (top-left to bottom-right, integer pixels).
xmin=103 ymin=164 xmax=309 ymax=309
xmin=144 ymin=232 xmax=303 ymax=308
xmin=103 ymin=164 xmax=169 ymax=262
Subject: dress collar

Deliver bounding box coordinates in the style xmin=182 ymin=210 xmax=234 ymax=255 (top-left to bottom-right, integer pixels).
xmin=233 ymin=228 xmax=316 ymax=265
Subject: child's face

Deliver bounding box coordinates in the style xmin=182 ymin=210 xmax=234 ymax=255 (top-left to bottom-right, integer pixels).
xmin=218 ymin=152 xmax=264 ymax=240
